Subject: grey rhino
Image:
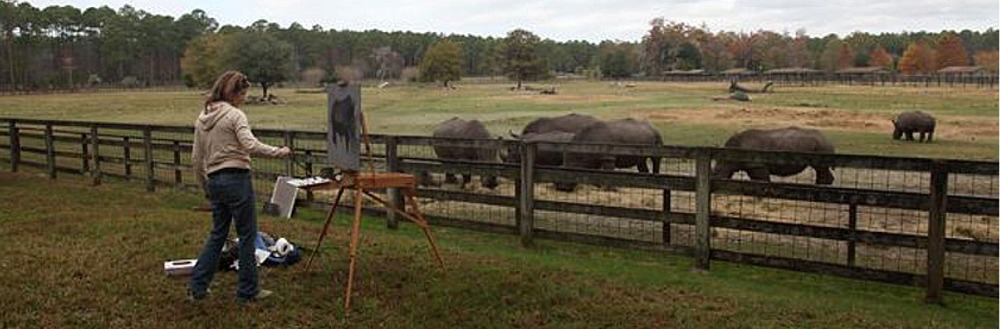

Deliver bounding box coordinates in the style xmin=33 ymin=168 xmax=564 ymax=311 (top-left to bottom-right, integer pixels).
xmin=422 ymin=117 xmax=499 ymax=189
xmin=519 ymin=113 xmax=601 ymax=135
xmin=892 ymin=111 xmax=936 ymax=142
xmin=504 ymin=113 xmax=600 ymax=166
xmin=713 ymin=126 xmax=835 ymax=185
xmin=556 ymin=118 xmax=663 ymax=191
xmin=502 ymin=131 xmax=575 ymax=166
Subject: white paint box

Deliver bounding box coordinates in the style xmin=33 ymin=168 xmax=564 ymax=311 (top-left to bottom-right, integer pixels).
xmin=164 ymin=259 xmax=198 ymax=276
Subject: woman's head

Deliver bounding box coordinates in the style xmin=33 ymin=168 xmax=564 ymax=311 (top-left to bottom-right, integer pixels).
xmin=205 ymin=71 xmax=251 ymax=107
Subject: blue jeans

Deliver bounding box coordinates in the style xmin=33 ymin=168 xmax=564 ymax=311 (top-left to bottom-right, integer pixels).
xmin=189 ymin=169 xmax=260 ymax=300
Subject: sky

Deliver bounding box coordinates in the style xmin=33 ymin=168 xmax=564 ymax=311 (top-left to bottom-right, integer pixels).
xmin=25 ymin=0 xmax=1000 ymax=42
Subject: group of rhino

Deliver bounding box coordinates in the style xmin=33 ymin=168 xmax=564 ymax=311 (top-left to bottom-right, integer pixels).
xmin=421 ymin=110 xmax=936 ymax=191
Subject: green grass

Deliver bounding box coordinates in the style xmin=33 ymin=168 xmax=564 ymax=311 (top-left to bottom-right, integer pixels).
xmin=0 ymin=81 xmax=995 ymax=159
xmin=0 ymin=169 xmax=996 ymax=328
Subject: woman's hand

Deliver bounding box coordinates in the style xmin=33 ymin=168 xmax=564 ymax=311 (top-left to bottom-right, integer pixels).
xmin=276 ymin=146 xmax=293 ymax=158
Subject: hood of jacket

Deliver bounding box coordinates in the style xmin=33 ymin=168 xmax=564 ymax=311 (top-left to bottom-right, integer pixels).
xmin=198 ymin=102 xmax=235 ymax=131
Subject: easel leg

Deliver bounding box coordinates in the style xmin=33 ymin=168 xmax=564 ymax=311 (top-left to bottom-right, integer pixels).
xmin=305 ymin=187 xmax=345 ymax=271
xmin=360 ymin=190 xmax=445 ymax=268
xmin=405 ymin=187 xmax=445 ymax=267
xmin=344 ymin=187 xmax=365 ymax=310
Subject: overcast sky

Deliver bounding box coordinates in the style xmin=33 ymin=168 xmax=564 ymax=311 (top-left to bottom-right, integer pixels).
xmin=26 ymin=0 xmax=1000 ymax=42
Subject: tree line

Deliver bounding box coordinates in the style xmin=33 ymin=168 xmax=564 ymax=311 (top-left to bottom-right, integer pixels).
xmin=1 ymin=1 xmax=997 ymax=91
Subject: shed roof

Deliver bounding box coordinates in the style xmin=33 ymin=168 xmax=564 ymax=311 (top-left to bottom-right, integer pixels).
xmin=721 ymin=68 xmax=757 ymax=75
xmin=663 ymin=69 xmax=707 ymax=75
xmin=835 ymin=66 xmax=890 ymax=74
xmin=764 ymin=67 xmax=822 ymax=74
xmin=937 ymin=66 xmax=985 ymax=74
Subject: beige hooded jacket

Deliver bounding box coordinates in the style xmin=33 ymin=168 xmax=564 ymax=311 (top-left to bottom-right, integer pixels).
xmin=192 ymin=101 xmax=283 ymax=189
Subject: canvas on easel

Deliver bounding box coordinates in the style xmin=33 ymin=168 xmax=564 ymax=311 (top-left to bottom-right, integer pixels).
xmin=327 ymin=81 xmax=362 ymax=172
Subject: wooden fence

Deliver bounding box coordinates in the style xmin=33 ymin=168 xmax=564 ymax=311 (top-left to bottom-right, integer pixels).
xmin=1 ymin=118 xmax=996 ymax=302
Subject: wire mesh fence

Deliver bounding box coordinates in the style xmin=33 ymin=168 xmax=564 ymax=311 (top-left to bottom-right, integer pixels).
xmin=0 ymin=118 xmax=995 ymax=297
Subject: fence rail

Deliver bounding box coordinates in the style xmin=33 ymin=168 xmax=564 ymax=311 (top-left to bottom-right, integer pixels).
xmin=1 ymin=117 xmax=996 ymax=301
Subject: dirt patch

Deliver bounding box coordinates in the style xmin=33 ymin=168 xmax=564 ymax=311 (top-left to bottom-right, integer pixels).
xmin=636 ymin=107 xmax=998 ymax=139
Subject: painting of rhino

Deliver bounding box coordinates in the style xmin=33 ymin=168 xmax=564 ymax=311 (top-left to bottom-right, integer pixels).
xmin=422 ymin=117 xmax=499 ymax=189
xmin=712 ymin=127 xmax=835 ymax=185
xmin=556 ymin=118 xmax=663 ymax=191
xmin=892 ymin=111 xmax=936 ymax=142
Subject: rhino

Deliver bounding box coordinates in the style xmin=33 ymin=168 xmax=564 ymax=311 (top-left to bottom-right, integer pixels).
xmin=519 ymin=113 xmax=600 ymax=135
xmin=502 ymin=131 xmax=575 ymax=166
xmin=421 ymin=117 xmax=499 ymax=189
xmin=712 ymin=127 xmax=835 ymax=185
xmin=503 ymin=113 xmax=600 ymax=166
xmin=556 ymin=118 xmax=663 ymax=191
xmin=892 ymin=111 xmax=936 ymax=142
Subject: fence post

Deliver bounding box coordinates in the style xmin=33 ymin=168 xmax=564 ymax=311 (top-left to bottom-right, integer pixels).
xmin=81 ymin=133 xmax=90 ymax=175
xmin=304 ymin=150 xmax=314 ymax=203
xmin=926 ymin=160 xmax=948 ymax=304
xmin=283 ymin=131 xmax=294 ymax=176
xmin=90 ymin=125 xmax=101 ymax=186
xmin=385 ymin=136 xmax=401 ymax=229
xmin=143 ymin=126 xmax=154 ymax=192
xmin=847 ymin=199 xmax=858 ymax=266
xmin=8 ymin=120 xmax=18 ymax=172
xmin=172 ymin=140 xmax=182 ymax=186
xmin=694 ymin=150 xmax=712 ymax=270
xmin=123 ymin=136 xmax=132 ymax=177
xmin=518 ymin=142 xmax=536 ymax=247
xmin=662 ymin=189 xmax=672 ymax=245
xmin=45 ymin=123 xmax=55 ymax=179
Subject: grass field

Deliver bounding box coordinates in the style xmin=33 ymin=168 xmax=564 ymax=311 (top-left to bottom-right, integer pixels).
xmin=0 ymin=170 xmax=996 ymax=328
xmin=0 ymin=80 xmax=996 ymax=160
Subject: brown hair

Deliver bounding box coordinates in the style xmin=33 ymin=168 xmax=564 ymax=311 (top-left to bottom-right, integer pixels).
xmin=205 ymin=71 xmax=251 ymax=107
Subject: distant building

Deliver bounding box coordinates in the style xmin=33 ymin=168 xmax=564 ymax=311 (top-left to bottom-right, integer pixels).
xmin=936 ymin=66 xmax=987 ymax=77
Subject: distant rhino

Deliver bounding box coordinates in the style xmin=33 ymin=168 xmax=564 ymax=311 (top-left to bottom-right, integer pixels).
xmin=422 ymin=117 xmax=499 ymax=189
xmin=892 ymin=111 xmax=936 ymax=142
xmin=504 ymin=113 xmax=600 ymax=167
xmin=556 ymin=118 xmax=663 ymax=191
xmin=713 ymin=127 xmax=835 ymax=185
xmin=519 ymin=113 xmax=600 ymax=135
xmin=502 ymin=131 xmax=575 ymax=166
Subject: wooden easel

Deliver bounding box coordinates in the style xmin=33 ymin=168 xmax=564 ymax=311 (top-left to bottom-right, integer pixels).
xmin=303 ymin=97 xmax=444 ymax=310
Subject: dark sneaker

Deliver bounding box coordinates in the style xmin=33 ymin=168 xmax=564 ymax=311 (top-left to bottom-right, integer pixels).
xmin=237 ymin=289 xmax=273 ymax=304
xmin=186 ymin=289 xmax=209 ymax=302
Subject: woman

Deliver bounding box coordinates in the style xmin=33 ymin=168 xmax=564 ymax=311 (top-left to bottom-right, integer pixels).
xmin=188 ymin=71 xmax=291 ymax=303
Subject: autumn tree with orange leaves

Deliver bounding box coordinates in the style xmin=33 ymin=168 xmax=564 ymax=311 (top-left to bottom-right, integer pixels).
xmin=973 ymin=51 xmax=999 ymax=73
xmin=935 ymin=33 xmax=969 ymax=68
xmin=837 ymin=44 xmax=854 ymax=69
xmin=898 ymin=41 xmax=936 ymax=75
xmin=868 ymin=45 xmax=893 ymax=70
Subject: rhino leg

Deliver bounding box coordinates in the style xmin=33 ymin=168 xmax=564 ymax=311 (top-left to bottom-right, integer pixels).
xmin=926 ymin=131 xmax=933 ymax=143
xmin=461 ymin=174 xmax=472 ymax=189
xmin=814 ymin=166 xmax=835 ymax=185
xmin=650 ymin=157 xmax=661 ymax=174
xmin=637 ymin=160 xmax=649 ymax=173
xmin=905 ymin=132 xmax=915 ymax=141
xmin=745 ymin=167 xmax=771 ymax=182
xmin=417 ymin=171 xmax=438 ymax=187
